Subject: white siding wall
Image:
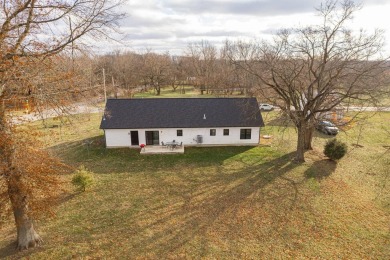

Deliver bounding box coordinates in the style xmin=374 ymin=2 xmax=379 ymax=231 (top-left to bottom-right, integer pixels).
xmin=104 ymin=129 xmax=132 ymax=147
xmin=104 ymin=127 xmax=260 ymax=148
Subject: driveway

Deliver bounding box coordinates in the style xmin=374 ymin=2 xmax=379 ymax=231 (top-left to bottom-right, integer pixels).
xmin=346 ymin=106 xmax=390 ymax=112
xmin=10 ymin=102 xmax=104 ymax=124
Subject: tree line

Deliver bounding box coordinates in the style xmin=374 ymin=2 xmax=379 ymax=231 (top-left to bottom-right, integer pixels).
xmin=68 ymin=43 xmax=254 ymax=99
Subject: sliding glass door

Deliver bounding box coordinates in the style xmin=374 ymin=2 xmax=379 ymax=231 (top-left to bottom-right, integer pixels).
xmin=145 ymin=131 xmax=159 ymax=145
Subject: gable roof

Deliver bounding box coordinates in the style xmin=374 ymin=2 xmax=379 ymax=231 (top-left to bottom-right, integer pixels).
xmin=100 ymin=98 xmax=264 ymax=129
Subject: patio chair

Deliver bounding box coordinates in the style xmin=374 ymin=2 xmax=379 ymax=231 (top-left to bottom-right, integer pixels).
xmin=161 ymin=141 xmax=167 ymax=148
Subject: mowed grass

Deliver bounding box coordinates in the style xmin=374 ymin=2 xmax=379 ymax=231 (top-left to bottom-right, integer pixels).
xmin=0 ymin=112 xmax=389 ymax=259
xmin=133 ymin=85 xmax=245 ymax=98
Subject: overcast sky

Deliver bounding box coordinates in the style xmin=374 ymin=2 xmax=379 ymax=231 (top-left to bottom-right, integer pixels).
xmin=103 ymin=0 xmax=390 ymax=55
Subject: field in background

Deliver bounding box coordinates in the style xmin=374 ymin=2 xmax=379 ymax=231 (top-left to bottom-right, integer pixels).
xmin=0 ymin=111 xmax=389 ymax=259
xmin=133 ymin=85 xmax=246 ymax=98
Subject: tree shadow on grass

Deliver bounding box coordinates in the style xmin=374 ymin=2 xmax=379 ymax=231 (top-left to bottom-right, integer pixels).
xmin=1 ymin=136 xmax=306 ymax=258
xmin=127 ymin=152 xmax=303 ymax=257
xmin=0 ymin=234 xmax=46 ymax=259
xmin=304 ymin=159 xmax=337 ymax=181
xmin=57 ymin=192 xmax=80 ymax=204
xmin=49 ymin=136 xmax=256 ymax=174
xmin=0 ymin=241 xmax=18 ymax=259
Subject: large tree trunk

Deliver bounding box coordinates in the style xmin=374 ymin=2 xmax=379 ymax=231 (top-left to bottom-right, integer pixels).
xmin=1 ymin=98 xmax=42 ymax=251
xmin=200 ymin=84 xmax=205 ymax=95
xmin=154 ymin=83 xmax=161 ymax=95
xmin=304 ymin=126 xmax=314 ymax=150
xmin=7 ymin=174 xmax=42 ymax=250
xmin=171 ymin=82 xmax=177 ymax=92
xmin=295 ymin=124 xmax=306 ymax=162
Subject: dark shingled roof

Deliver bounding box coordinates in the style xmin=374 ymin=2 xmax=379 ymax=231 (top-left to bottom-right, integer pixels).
xmin=100 ymin=98 xmax=264 ymax=129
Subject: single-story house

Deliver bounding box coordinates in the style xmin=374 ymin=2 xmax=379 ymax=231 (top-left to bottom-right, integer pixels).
xmin=100 ymin=97 xmax=265 ymax=148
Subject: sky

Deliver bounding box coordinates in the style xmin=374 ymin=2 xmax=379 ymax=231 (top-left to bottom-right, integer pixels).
xmin=104 ymin=0 xmax=390 ymax=55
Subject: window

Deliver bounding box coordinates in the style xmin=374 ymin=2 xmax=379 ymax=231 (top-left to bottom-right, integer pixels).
xmin=177 ymin=129 xmax=183 ymax=136
xmin=223 ymin=129 xmax=229 ymax=136
xmin=240 ymin=129 xmax=252 ymax=139
xmin=210 ymin=129 xmax=216 ymax=136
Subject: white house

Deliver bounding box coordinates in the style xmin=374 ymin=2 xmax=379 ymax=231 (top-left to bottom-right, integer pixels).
xmin=100 ymin=98 xmax=265 ymax=148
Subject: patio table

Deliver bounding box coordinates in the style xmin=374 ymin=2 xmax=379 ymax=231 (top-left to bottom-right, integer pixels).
xmin=166 ymin=141 xmax=180 ymax=150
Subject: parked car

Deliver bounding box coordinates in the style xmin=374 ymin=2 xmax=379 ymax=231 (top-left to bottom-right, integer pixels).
xmin=259 ymin=103 xmax=274 ymax=111
xmin=316 ymin=120 xmax=339 ymax=135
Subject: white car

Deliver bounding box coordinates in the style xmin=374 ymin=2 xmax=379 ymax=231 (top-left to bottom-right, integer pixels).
xmin=259 ymin=103 xmax=274 ymax=111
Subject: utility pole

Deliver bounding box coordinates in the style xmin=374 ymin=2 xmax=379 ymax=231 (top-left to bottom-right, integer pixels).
xmin=112 ymin=75 xmax=117 ymax=98
xmin=103 ymin=68 xmax=107 ymax=103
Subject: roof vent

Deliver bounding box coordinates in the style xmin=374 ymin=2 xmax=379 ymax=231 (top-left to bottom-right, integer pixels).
xmin=203 ymin=114 xmax=206 ymax=119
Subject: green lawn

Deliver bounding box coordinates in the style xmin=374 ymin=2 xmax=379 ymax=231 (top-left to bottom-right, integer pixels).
xmin=0 ymin=112 xmax=389 ymax=259
xmin=133 ymin=85 xmax=245 ymax=98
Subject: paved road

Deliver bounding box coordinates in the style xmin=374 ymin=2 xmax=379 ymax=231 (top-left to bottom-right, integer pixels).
xmin=347 ymin=106 xmax=390 ymax=112
xmin=10 ymin=102 xmax=104 ymax=124
xmin=271 ymin=106 xmax=390 ymax=112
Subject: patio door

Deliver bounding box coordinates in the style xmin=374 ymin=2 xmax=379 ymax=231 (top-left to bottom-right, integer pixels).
xmin=145 ymin=131 xmax=159 ymax=145
xmin=130 ymin=131 xmax=139 ymax=146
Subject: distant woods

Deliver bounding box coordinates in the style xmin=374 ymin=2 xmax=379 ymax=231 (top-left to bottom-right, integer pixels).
xmin=69 ymin=43 xmax=256 ymax=99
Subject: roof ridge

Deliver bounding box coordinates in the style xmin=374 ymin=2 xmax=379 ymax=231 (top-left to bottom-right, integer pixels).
xmin=107 ymin=97 xmax=256 ymax=101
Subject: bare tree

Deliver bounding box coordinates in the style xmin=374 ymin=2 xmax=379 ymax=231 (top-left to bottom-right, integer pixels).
xmin=112 ymin=51 xmax=144 ymax=97
xmin=169 ymin=56 xmax=185 ymax=92
xmin=226 ymin=0 xmax=389 ymax=162
xmin=139 ymin=50 xmax=172 ymax=96
xmin=214 ymin=48 xmax=251 ymax=96
xmin=116 ymin=52 xmax=144 ymax=97
xmin=186 ymin=41 xmax=218 ymax=94
xmin=0 ymin=0 xmax=125 ymax=250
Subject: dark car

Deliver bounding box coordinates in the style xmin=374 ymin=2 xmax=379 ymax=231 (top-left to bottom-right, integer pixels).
xmin=316 ymin=120 xmax=339 ymax=135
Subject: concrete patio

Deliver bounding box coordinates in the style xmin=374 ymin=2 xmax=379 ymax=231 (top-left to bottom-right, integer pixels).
xmin=140 ymin=145 xmax=185 ymax=154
